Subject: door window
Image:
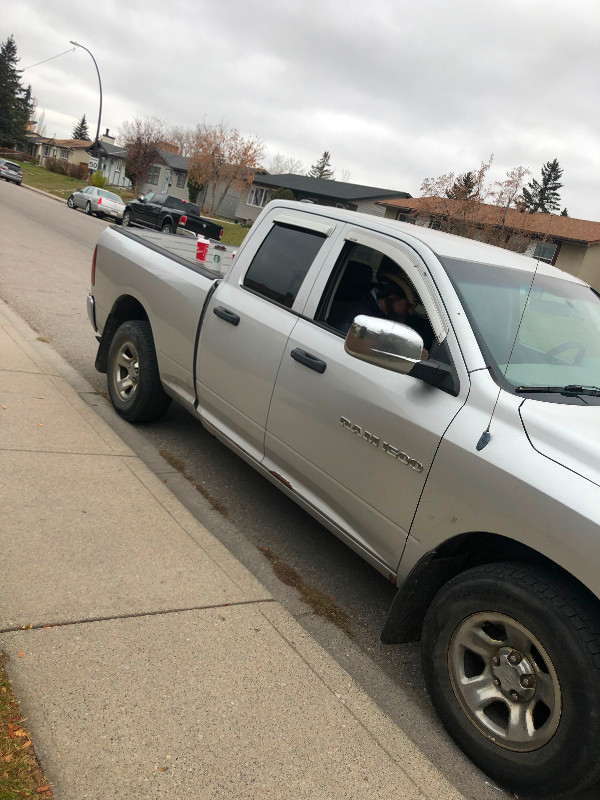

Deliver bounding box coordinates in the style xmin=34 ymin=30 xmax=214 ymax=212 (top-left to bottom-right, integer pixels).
xmin=317 ymin=243 xmax=436 ymax=352
xmin=243 ymin=223 xmax=326 ymax=308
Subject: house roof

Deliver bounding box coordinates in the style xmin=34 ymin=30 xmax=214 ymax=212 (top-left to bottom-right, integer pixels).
xmin=45 ymin=138 xmax=93 ymax=149
xmin=156 ymin=149 xmax=189 ymax=171
xmin=96 ymin=140 xmax=128 ymax=158
xmin=379 ymin=197 xmax=600 ymax=245
xmin=254 ymin=173 xmax=411 ymax=202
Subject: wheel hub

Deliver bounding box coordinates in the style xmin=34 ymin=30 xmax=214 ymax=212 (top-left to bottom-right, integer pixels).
xmin=491 ymin=647 xmax=536 ymax=701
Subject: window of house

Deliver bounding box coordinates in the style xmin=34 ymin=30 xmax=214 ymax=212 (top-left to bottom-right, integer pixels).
xmin=247 ymin=186 xmax=270 ymax=208
xmin=533 ymin=242 xmax=557 ymax=264
xmin=52 ymin=147 xmax=57 ymax=158
xmin=147 ymin=166 xmax=160 ymax=185
xmin=243 ymin=223 xmax=326 ymax=308
xmin=60 ymin=148 xmax=69 ymax=160
xmin=43 ymin=145 xmax=50 ymax=156
xmin=176 ymin=171 xmax=186 ymax=188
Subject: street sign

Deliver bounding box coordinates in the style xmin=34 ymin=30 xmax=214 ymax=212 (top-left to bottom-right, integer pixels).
xmin=88 ymin=156 xmax=99 ymax=170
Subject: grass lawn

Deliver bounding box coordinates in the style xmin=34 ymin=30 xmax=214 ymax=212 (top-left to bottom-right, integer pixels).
xmin=0 ymin=656 xmax=52 ymax=798
xmin=17 ymin=162 xmax=249 ymax=247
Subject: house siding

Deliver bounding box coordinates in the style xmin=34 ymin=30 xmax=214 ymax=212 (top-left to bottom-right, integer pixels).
xmin=355 ymin=199 xmax=387 ymax=216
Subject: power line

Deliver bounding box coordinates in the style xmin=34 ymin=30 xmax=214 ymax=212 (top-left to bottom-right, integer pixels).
xmin=22 ymin=47 xmax=74 ymax=72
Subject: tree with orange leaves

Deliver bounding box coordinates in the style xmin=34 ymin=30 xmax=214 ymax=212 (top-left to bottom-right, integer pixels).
xmin=188 ymin=122 xmax=264 ymax=215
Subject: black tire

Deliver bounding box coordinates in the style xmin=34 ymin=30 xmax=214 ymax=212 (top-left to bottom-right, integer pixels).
xmin=106 ymin=320 xmax=171 ymax=423
xmin=122 ymin=210 xmax=131 ymax=227
xmin=421 ymin=562 xmax=600 ymax=797
xmin=161 ymin=221 xmax=173 ymax=233
xmin=85 ymin=200 xmax=93 ymax=216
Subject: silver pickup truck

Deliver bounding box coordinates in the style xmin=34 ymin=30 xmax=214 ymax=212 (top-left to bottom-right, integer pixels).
xmin=88 ymin=201 xmax=600 ymax=797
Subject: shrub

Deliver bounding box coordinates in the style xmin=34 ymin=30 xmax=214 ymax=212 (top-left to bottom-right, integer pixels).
xmin=0 ymin=148 xmax=35 ymax=162
xmin=45 ymin=157 xmax=87 ymax=180
xmin=90 ymin=171 xmax=107 ymax=187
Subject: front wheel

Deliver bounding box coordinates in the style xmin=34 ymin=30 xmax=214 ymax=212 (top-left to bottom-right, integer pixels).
xmin=122 ymin=210 xmax=131 ymax=227
xmin=106 ymin=320 xmax=171 ymax=423
xmin=67 ymin=195 xmax=75 ymax=208
xmin=421 ymin=563 xmax=600 ymax=796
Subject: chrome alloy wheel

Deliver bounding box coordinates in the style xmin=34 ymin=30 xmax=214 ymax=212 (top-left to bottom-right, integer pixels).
xmin=448 ymin=612 xmax=561 ymax=751
xmin=112 ymin=339 xmax=140 ymax=403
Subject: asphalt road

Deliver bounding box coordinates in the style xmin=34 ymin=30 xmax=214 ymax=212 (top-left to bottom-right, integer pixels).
xmin=1 ymin=181 xmax=596 ymax=800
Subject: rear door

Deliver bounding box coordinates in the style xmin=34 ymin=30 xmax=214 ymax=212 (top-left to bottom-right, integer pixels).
xmin=196 ymin=210 xmax=341 ymax=463
xmin=263 ymin=227 xmax=469 ymax=572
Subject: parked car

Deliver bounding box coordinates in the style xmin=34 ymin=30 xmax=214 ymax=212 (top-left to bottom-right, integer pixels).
xmin=122 ymin=192 xmax=224 ymax=239
xmin=0 ymin=158 xmax=22 ymax=185
xmin=67 ymin=186 xmax=125 ymax=221
xmin=88 ymin=199 xmax=600 ymax=797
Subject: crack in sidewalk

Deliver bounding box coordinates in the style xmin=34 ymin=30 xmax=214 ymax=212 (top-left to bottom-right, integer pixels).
xmin=0 ymin=597 xmax=276 ymax=634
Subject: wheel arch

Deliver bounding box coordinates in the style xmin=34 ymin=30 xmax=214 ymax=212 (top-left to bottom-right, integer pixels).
xmin=94 ymin=295 xmax=150 ymax=373
xmin=381 ymin=531 xmax=600 ymax=644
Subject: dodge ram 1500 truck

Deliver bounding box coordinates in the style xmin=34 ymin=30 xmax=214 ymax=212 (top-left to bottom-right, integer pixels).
xmin=122 ymin=191 xmax=224 ymax=239
xmin=88 ymin=201 xmax=600 ymax=798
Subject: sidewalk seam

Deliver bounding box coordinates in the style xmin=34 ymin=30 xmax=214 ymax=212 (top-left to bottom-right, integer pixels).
xmin=0 ymin=598 xmax=277 ymax=634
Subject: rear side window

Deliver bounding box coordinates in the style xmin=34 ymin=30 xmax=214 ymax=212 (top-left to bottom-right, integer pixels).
xmin=243 ymin=224 xmax=326 ymax=308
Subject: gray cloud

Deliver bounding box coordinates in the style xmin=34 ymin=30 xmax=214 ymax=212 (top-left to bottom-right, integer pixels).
xmin=4 ymin=0 xmax=599 ymax=218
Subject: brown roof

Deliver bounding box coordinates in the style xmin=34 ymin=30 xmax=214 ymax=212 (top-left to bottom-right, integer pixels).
xmin=379 ymin=197 xmax=600 ymax=245
xmin=50 ymin=139 xmax=93 ymax=148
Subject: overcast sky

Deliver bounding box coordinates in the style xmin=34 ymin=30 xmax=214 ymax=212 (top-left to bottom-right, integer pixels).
xmin=3 ymin=0 xmax=599 ymax=220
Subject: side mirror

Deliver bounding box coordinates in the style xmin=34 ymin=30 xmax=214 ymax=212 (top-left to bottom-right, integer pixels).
xmin=345 ymin=315 xmax=423 ymax=374
xmin=345 ymin=315 xmax=456 ymax=391
xmin=138 ymin=195 xmax=145 ymax=202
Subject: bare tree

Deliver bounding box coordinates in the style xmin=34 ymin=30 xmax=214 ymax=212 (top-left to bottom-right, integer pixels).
xmin=119 ymin=115 xmax=167 ymax=194
xmin=418 ymin=156 xmax=494 ymax=238
xmin=188 ymin=122 xmax=264 ymax=215
xmin=268 ymin=152 xmax=304 ymax=175
xmin=339 ymin=168 xmax=352 ymax=182
xmin=415 ymin=157 xmax=536 ymax=253
xmin=167 ymin=125 xmax=197 ymax=157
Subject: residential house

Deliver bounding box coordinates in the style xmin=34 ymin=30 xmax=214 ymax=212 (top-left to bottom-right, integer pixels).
xmin=139 ymin=148 xmax=190 ymax=199
xmin=29 ymin=137 xmax=93 ymax=171
xmin=378 ymin=197 xmax=600 ymax=291
xmin=94 ymin=130 xmax=131 ymax=189
xmin=235 ymin=174 xmax=412 ymax=223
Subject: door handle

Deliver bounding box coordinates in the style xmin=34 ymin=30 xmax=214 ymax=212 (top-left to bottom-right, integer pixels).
xmin=291 ymin=348 xmax=327 ymax=374
xmin=213 ymin=306 xmax=240 ymax=326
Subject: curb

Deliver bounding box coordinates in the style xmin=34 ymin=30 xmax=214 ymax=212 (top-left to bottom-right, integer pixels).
xmin=20 ymin=182 xmax=67 ymax=204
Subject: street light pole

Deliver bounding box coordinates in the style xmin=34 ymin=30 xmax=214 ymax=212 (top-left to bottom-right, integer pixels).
xmin=69 ymin=41 xmax=102 ymax=156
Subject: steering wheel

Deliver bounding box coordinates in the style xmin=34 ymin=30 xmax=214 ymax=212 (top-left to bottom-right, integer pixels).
xmin=544 ymin=340 xmax=587 ymax=365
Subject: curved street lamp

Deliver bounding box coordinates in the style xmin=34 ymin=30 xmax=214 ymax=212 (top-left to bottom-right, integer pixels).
xmin=69 ymin=40 xmax=102 ymax=157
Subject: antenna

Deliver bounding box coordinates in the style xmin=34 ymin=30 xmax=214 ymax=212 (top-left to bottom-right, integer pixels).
xmin=476 ymin=212 xmax=554 ymax=451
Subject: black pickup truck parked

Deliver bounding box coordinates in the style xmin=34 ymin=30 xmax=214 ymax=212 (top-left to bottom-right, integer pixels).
xmin=122 ymin=192 xmax=224 ymax=239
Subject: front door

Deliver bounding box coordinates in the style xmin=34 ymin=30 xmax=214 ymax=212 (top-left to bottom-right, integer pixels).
xmin=264 ymin=233 xmax=468 ymax=571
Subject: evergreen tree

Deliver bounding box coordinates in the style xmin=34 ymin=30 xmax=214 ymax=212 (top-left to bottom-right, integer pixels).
xmin=0 ymin=35 xmax=32 ymax=149
xmin=308 ymin=151 xmax=334 ymax=180
xmin=522 ymin=159 xmax=564 ymax=214
xmin=72 ymin=114 xmax=90 ymax=140
xmin=561 ymin=208 xmax=569 ymax=217
xmin=446 ymin=171 xmax=477 ymax=200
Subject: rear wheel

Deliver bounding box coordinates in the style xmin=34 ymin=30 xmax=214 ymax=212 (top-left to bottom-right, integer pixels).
xmin=106 ymin=320 xmax=171 ymax=423
xmin=85 ymin=201 xmax=93 ymax=216
xmin=161 ymin=221 xmax=173 ymax=233
xmin=421 ymin=563 xmax=600 ymax=796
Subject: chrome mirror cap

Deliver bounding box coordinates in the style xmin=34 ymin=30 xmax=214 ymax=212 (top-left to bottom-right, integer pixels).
xmin=344 ymin=315 xmax=423 ymax=374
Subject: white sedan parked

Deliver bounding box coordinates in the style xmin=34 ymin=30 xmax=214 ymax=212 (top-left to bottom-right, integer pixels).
xmin=67 ymin=186 xmax=125 ymax=221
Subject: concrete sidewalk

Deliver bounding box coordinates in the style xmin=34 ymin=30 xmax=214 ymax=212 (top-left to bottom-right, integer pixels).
xmin=0 ymin=298 xmax=467 ymax=800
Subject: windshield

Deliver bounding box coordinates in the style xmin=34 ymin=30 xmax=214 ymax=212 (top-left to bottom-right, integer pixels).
xmin=442 ymin=257 xmax=600 ymax=402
